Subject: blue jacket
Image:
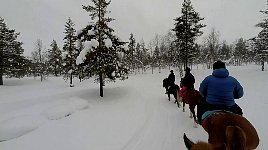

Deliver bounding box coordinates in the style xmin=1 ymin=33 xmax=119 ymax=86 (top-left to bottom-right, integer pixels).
xmin=199 ymin=68 xmax=243 ymax=106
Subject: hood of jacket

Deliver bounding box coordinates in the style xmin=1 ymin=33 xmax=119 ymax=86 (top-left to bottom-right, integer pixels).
xmin=212 ymin=68 xmax=229 ymax=78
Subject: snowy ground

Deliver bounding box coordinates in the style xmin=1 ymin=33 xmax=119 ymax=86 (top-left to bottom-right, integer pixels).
xmin=0 ymin=64 xmax=267 ymax=149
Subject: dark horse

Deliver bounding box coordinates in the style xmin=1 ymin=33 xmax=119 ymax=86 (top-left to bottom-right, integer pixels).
xmin=183 ymin=111 xmax=259 ymax=150
xmin=163 ymin=78 xmax=180 ymax=102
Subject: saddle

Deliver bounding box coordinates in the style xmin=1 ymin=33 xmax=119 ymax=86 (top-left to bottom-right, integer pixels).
xmin=197 ymin=102 xmax=243 ymax=124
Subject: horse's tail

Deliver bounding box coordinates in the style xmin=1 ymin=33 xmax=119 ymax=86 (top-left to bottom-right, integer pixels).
xmin=225 ymin=125 xmax=247 ymax=150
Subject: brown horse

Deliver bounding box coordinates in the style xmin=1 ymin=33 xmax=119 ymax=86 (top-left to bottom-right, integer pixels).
xmin=177 ymin=89 xmax=203 ymax=124
xmin=183 ymin=111 xmax=259 ymax=150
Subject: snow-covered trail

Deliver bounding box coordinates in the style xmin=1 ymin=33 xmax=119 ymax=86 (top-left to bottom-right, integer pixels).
xmin=0 ymin=70 xmax=207 ymax=150
xmin=118 ymin=72 xmax=206 ymax=150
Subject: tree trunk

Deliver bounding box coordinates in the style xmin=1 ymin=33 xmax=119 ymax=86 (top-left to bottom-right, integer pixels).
xmin=261 ymin=60 xmax=264 ymax=71
xmin=0 ymin=71 xmax=3 ymax=85
xmin=0 ymin=50 xmax=3 ymax=85
xmin=99 ymin=72 xmax=103 ymax=97
xmin=70 ymin=73 xmax=73 ymax=87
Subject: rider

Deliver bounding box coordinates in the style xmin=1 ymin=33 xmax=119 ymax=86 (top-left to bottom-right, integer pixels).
xmin=168 ymin=70 xmax=175 ymax=86
xmin=181 ymin=67 xmax=195 ymax=89
xmin=178 ymin=67 xmax=195 ymax=101
xmin=198 ymin=60 xmax=244 ymax=123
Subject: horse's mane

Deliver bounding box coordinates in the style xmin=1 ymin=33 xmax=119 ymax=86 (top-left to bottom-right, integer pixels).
xmin=225 ymin=125 xmax=247 ymax=150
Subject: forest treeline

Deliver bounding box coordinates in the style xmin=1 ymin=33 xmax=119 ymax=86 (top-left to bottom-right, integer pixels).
xmin=1 ymin=0 xmax=268 ymax=96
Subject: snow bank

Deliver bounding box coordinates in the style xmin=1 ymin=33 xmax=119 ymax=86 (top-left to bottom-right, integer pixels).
xmin=42 ymin=98 xmax=89 ymax=120
xmin=0 ymin=98 xmax=89 ymax=142
xmin=0 ymin=115 xmax=44 ymax=142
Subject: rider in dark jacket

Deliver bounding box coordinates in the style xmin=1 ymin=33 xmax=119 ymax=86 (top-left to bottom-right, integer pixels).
xmin=168 ymin=70 xmax=175 ymax=85
xmin=181 ymin=67 xmax=195 ymax=89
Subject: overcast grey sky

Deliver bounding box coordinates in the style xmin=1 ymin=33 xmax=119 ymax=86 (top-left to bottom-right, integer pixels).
xmin=0 ymin=0 xmax=266 ymax=56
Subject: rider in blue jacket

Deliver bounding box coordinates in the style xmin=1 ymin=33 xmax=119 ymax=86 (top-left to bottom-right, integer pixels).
xmin=198 ymin=60 xmax=244 ymax=123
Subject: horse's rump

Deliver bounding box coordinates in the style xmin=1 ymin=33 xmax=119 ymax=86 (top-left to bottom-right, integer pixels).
xmin=182 ymin=89 xmax=203 ymax=106
xmin=201 ymin=111 xmax=259 ymax=149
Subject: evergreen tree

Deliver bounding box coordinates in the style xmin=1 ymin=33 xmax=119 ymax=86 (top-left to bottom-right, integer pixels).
xmin=173 ymin=0 xmax=205 ymax=69
xmin=139 ymin=40 xmax=149 ymax=73
xmin=152 ymin=44 xmax=160 ymax=73
xmin=234 ymin=38 xmax=247 ymax=66
xmin=0 ymin=17 xmax=28 ymax=85
xmin=62 ymin=18 xmax=78 ymax=87
xmin=76 ymin=40 xmax=85 ymax=81
xmin=47 ymin=40 xmax=62 ymax=76
xmin=218 ymin=40 xmax=231 ymax=61
xmin=255 ymin=3 xmax=268 ymax=71
xmin=126 ymin=33 xmax=136 ymax=72
xmin=77 ymin=0 xmax=128 ymax=97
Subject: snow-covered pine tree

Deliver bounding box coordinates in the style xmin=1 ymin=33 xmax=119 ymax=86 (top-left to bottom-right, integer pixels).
xmin=126 ymin=33 xmax=136 ymax=72
xmin=152 ymin=43 xmax=160 ymax=73
xmin=255 ymin=4 xmax=268 ymax=71
xmin=139 ymin=40 xmax=149 ymax=73
xmin=218 ymin=41 xmax=232 ymax=61
xmin=0 ymin=17 xmax=29 ymax=85
xmin=173 ymin=0 xmax=205 ymax=69
xmin=234 ymin=38 xmax=247 ymax=66
xmin=47 ymin=40 xmax=62 ymax=76
xmin=76 ymin=40 xmax=84 ymax=82
xmin=62 ymin=18 xmax=78 ymax=87
xmin=77 ymin=0 xmax=128 ymax=97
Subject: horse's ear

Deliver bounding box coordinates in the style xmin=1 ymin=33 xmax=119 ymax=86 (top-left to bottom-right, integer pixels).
xmin=183 ymin=133 xmax=194 ymax=150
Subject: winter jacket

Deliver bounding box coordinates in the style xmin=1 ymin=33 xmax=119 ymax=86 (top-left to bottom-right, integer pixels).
xmin=178 ymin=86 xmax=187 ymax=97
xmin=182 ymin=72 xmax=195 ymax=89
xmin=199 ymin=68 xmax=243 ymax=106
xmin=168 ymin=73 xmax=175 ymax=84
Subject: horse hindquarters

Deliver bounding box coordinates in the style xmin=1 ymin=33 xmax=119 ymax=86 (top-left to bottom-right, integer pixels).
xmin=202 ymin=113 xmax=259 ymax=149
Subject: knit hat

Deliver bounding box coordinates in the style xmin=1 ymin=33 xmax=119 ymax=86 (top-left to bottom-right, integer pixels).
xmin=213 ymin=60 xmax=226 ymax=70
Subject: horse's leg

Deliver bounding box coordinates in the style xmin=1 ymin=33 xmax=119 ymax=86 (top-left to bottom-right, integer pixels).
xmin=183 ymin=102 xmax=185 ymax=112
xmin=164 ymin=86 xmax=168 ymax=94
xmin=189 ymin=111 xmax=193 ymax=118
xmin=190 ymin=106 xmax=198 ymax=128
xmin=177 ymin=100 xmax=181 ymax=108
xmin=168 ymin=93 xmax=170 ymax=101
xmin=176 ymin=93 xmax=181 ymax=108
xmin=174 ymin=93 xmax=177 ymax=103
